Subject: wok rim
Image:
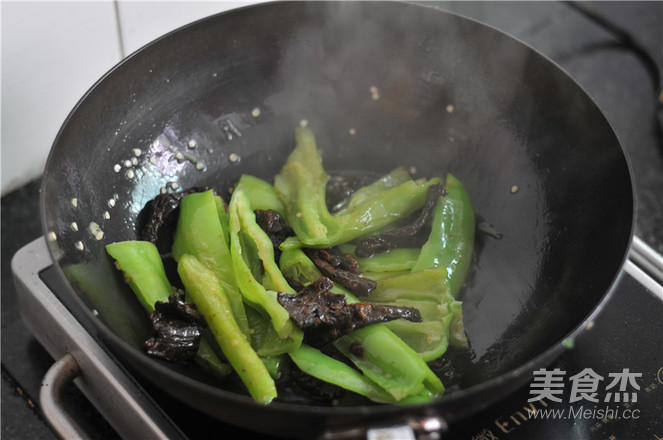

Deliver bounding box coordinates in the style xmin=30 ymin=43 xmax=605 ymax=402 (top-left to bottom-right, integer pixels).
xmin=38 ymin=0 xmax=637 ymax=428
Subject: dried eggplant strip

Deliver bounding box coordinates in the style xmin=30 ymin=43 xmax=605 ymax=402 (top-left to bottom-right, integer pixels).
xmin=254 ymin=209 xmax=294 ymax=257
xmin=277 ymin=277 xmax=422 ymax=347
xmin=354 ymin=183 xmax=448 ymax=258
xmin=304 ymin=248 xmax=376 ymax=296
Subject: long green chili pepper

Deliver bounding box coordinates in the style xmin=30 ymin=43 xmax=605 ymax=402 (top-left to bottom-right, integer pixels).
xmin=354 ymin=248 xmax=420 ymax=273
xmin=335 ymin=166 xmax=412 ymax=215
xmin=106 ymin=240 xmax=173 ymax=313
xmin=178 ymin=254 xmax=277 ymax=404
xmin=106 ymin=240 xmax=232 ymax=378
xmin=229 ymin=186 xmax=303 ymax=346
xmin=275 ymin=128 xmax=444 ymax=248
xmin=279 ymin=248 xmax=444 ymax=401
xmin=289 ymin=345 xmax=396 ymax=403
xmin=172 ymin=190 xmax=249 ymax=335
xmin=412 ymin=173 xmax=475 ymax=297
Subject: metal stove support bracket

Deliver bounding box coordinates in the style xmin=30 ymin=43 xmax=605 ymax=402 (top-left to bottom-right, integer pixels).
xmin=12 ymin=237 xmax=187 ymax=440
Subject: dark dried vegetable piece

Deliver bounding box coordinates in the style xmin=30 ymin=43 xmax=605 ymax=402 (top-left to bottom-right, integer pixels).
xmin=277 ymin=277 xmax=422 ymax=347
xmin=304 ymin=248 xmax=376 ymax=296
xmin=137 ymin=186 xmax=210 ymax=254
xmin=354 ymin=183 xmax=448 ymax=257
xmin=254 ymin=209 xmax=294 ymax=259
xmin=144 ymin=294 xmax=207 ymax=363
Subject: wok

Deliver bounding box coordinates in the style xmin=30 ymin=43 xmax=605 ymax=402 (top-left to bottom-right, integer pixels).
xmin=40 ymin=2 xmax=634 ymax=438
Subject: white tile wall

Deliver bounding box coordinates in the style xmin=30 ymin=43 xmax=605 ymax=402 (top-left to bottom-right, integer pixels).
xmin=1 ymin=1 xmax=262 ymax=196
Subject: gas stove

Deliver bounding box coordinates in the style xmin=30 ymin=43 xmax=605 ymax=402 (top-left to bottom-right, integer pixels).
xmin=11 ymin=236 xmax=663 ymax=439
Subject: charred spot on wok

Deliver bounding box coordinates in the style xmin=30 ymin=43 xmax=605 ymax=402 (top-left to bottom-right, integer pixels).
xmin=137 ymin=186 xmax=210 ymax=254
xmin=354 ymin=183 xmax=448 ymax=257
xmin=144 ymin=293 xmax=206 ymax=364
xmin=276 ymin=277 xmax=422 ymax=347
xmin=304 ymin=248 xmax=376 ymax=296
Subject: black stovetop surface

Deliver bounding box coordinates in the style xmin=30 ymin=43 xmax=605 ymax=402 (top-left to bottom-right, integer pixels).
xmin=3 ymin=2 xmax=662 ymax=439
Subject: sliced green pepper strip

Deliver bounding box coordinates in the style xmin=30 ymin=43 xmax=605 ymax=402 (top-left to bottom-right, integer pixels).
xmin=448 ymin=301 xmax=468 ymax=350
xmin=412 ymin=173 xmax=475 ymax=297
xmin=106 ymin=240 xmax=172 ymax=314
xmin=289 ymin=345 xmax=396 ymax=404
xmin=172 ymin=190 xmax=249 ymax=335
xmin=178 ymin=254 xmax=276 ymax=404
xmin=280 ymin=248 xmax=444 ymax=401
xmin=355 ymin=248 xmax=420 ymax=273
xmin=368 ymin=267 xmax=452 ymax=303
xmin=274 ymin=127 xmax=344 ymax=246
xmin=335 ymin=166 xmax=412 ymax=214
xmin=246 ymin=306 xmax=302 ymax=357
xmin=106 ymin=240 xmax=232 ymax=378
xmin=229 ymin=188 xmax=302 ymax=345
xmin=238 ymin=174 xmax=287 ymax=221
xmin=275 ymin=128 xmax=442 ymax=248
xmin=338 ymin=178 xmax=444 ymax=244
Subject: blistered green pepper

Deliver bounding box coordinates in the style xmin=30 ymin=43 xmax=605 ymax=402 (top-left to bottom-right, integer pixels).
xmin=275 ymin=128 xmax=443 ymax=249
xmin=412 ymin=173 xmax=475 ymax=297
xmin=106 ymin=240 xmax=173 ymax=314
xmin=106 ymin=240 xmax=232 ymax=378
xmin=335 ymin=166 xmax=412 ymax=214
xmin=289 ymin=344 xmax=396 ymax=403
xmin=178 ymin=254 xmax=276 ymax=404
xmin=354 ymin=248 xmax=420 ymax=273
xmin=279 ymin=248 xmax=444 ymax=401
xmin=228 ymin=185 xmax=303 ymax=347
xmin=172 ymin=190 xmax=249 ymax=335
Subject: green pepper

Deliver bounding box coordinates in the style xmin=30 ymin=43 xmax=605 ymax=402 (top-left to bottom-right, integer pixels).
xmin=354 ymin=248 xmax=420 ymax=273
xmin=274 ymin=128 xmax=443 ymax=248
xmin=106 ymin=240 xmax=173 ymax=313
xmin=237 ymin=174 xmax=287 ymax=220
xmin=335 ymin=166 xmax=412 ymax=214
xmin=172 ymin=190 xmax=249 ymax=335
xmin=178 ymin=254 xmax=277 ymax=404
xmin=106 ymin=240 xmax=232 ymax=378
xmin=289 ymin=345 xmax=396 ymax=403
xmin=412 ymin=173 xmax=475 ymax=297
xmin=279 ymin=248 xmax=444 ymax=401
xmin=228 ymin=185 xmax=302 ymax=346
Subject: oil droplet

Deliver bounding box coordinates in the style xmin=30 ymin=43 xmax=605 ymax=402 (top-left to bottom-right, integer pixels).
xmin=103 ymin=211 xmax=110 ymax=220
xmin=446 ymin=104 xmax=454 ymax=113
xmin=299 ymin=119 xmax=308 ymax=128
xmin=196 ymin=162 xmax=205 ymax=171
xmin=108 ymin=199 xmax=116 ymax=208
xmin=409 ymin=166 xmax=417 ymax=175
xmin=188 ymin=139 xmax=197 ymax=149
xmin=370 ymin=86 xmax=380 ymax=100
xmin=175 ymin=152 xmax=185 ymax=162
xmin=131 ymin=157 xmax=139 ymax=166
xmin=251 ymin=107 xmax=261 ymax=118
xmin=47 ymin=231 xmax=57 ymax=241
xmin=170 ymin=182 xmax=179 ymax=190
xmin=133 ymin=148 xmax=142 ymax=157
xmin=124 ymin=160 xmax=132 ymax=168
xmin=113 ymin=164 xmax=121 ymax=173
xmin=348 ymin=128 xmax=356 ymax=135
xmin=510 ymin=185 xmax=519 ymax=194
xmin=160 ymin=187 xmax=168 ymax=194
xmin=149 ymin=156 xmax=157 ymax=165
xmin=75 ymin=241 xmax=84 ymax=251
xmin=71 ymin=198 xmax=78 ymax=208
xmin=92 ymin=309 xmax=99 ymax=316
xmin=229 ymin=153 xmax=240 ymax=163
xmin=71 ymin=222 xmax=79 ymax=232
xmin=126 ymin=169 xmax=135 ymax=179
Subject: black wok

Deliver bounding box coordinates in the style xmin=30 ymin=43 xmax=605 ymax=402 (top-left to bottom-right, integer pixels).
xmin=40 ymin=2 xmax=634 ymax=438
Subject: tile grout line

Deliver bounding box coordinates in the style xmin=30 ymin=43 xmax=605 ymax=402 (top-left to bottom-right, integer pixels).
xmin=113 ymin=0 xmax=126 ymax=59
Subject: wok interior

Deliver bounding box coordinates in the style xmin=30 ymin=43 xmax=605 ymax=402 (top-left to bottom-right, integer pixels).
xmin=42 ymin=1 xmax=632 ymax=413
